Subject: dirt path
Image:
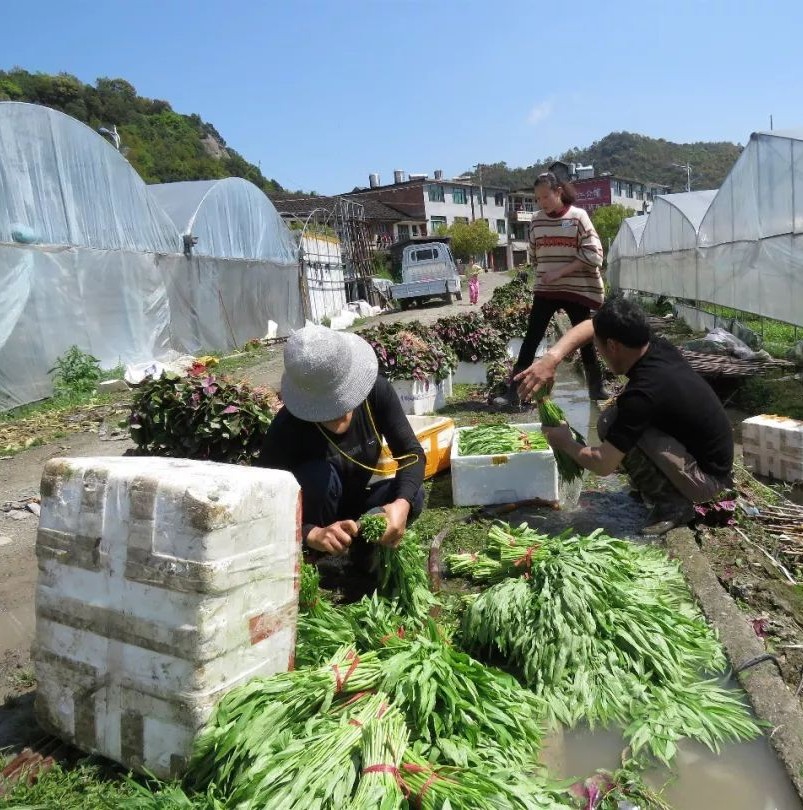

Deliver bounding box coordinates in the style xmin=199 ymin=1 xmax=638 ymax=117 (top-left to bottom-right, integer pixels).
xmin=0 ymin=271 xmax=513 ymax=702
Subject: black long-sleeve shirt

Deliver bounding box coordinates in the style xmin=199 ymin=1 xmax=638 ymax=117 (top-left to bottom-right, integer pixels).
xmin=256 ymin=375 xmax=425 ymax=533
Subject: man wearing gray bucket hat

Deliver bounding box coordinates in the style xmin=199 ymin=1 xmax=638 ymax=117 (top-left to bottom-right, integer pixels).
xmin=257 ymin=324 xmax=425 ymax=561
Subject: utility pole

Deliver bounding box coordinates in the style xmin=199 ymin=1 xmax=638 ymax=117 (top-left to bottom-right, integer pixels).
xmin=672 ymin=162 xmax=692 ymax=192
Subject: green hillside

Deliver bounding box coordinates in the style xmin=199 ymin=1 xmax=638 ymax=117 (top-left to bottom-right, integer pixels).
xmin=0 ymin=69 xmax=289 ymax=194
xmin=475 ymin=131 xmax=743 ymax=191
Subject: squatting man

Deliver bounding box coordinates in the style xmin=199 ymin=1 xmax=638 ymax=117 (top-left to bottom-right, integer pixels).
xmin=515 ymin=295 xmax=734 ymax=536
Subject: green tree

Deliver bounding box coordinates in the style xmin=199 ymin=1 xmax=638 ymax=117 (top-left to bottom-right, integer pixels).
xmin=447 ymin=219 xmax=499 ymax=261
xmin=591 ymin=204 xmax=636 ymax=259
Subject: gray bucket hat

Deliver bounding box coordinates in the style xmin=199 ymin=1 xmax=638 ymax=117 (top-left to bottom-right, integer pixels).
xmin=281 ymin=324 xmax=379 ymax=422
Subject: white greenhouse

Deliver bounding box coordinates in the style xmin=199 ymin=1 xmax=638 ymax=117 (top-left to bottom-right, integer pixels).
xmin=150 ymin=178 xmax=303 ymax=352
xmin=606 ymin=215 xmax=646 ymax=291
xmin=0 ymin=102 xmax=305 ymax=410
xmin=0 ymin=102 xmax=181 ymax=409
xmin=611 ymin=129 xmax=803 ymax=328
xmin=697 ymin=130 xmax=803 ymax=327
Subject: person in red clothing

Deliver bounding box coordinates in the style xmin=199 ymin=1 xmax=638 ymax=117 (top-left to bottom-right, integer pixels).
xmin=498 ymin=171 xmax=609 ymax=406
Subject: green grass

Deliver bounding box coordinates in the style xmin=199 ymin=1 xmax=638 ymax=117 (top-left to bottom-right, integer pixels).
xmin=692 ymin=304 xmax=801 ymax=359
xmin=0 ymin=758 xmax=136 ymax=809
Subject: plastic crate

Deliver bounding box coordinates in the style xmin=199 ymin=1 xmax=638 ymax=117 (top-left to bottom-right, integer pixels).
xmin=450 ymin=422 xmax=559 ymax=507
xmin=373 ymin=415 xmax=455 ymax=481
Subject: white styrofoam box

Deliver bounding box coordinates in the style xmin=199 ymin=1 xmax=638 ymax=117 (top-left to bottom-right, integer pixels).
xmin=450 ymin=422 xmax=559 ymax=507
xmin=742 ymin=414 xmax=803 ymax=483
xmin=453 ymin=360 xmax=489 ymax=385
xmin=33 ymin=456 xmax=301 ymax=778
xmin=435 ymin=370 xmax=453 ymax=409
xmin=391 ymin=375 xmax=438 ymax=415
xmin=506 ymin=337 xmax=546 ymax=362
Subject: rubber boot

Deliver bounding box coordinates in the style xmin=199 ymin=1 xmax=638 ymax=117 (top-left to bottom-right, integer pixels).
xmin=584 ymin=361 xmax=611 ymax=401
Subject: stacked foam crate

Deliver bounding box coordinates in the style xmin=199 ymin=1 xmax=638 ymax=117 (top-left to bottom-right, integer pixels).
xmin=33 ymin=456 xmax=301 ymax=778
xmin=742 ymin=414 xmax=803 ymax=483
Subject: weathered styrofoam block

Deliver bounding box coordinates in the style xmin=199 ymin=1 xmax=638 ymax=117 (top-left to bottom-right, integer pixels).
xmin=506 ymin=337 xmax=546 ymax=362
xmin=453 ymin=361 xmax=489 ymax=385
xmin=435 ymin=371 xmax=453 ymax=409
xmin=450 ymin=423 xmax=559 ymax=506
xmin=742 ymin=414 xmax=803 ymax=483
xmin=33 ymin=456 xmax=301 ymax=779
xmin=391 ymin=376 xmax=438 ymax=415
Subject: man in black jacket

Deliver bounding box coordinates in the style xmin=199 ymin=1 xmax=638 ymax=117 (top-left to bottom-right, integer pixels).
xmin=257 ymin=324 xmax=425 ymax=557
xmin=515 ymin=296 xmax=734 ymax=536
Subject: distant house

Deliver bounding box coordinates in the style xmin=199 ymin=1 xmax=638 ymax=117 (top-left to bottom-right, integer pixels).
xmin=341 ymin=170 xmax=511 ymax=271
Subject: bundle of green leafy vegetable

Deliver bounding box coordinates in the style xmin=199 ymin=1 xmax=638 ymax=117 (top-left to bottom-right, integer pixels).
xmin=459 ymin=523 xmax=761 ymax=764
xmin=188 ymin=636 xmax=558 ymax=807
xmin=537 ymin=398 xmax=586 ymax=482
xmin=458 ymin=424 xmax=549 ymax=456
xmin=359 ymin=513 xmax=436 ymax=620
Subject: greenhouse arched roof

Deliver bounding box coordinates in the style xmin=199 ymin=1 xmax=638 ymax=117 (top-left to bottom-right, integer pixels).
xmin=608 ymin=215 xmax=646 ymax=262
xmin=699 ymin=129 xmax=803 ymax=246
xmin=640 ymin=190 xmax=717 ymax=254
xmin=149 ymin=177 xmax=298 ymax=263
xmin=0 ymin=101 xmax=181 ymax=253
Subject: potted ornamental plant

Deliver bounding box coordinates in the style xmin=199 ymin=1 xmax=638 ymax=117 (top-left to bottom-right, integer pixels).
xmin=358 ymin=322 xmax=456 ymax=414
xmin=481 ymin=277 xmax=532 ymax=353
xmin=433 ymin=312 xmax=507 ymax=385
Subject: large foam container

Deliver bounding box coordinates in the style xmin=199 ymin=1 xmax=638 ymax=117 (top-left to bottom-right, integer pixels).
xmin=391 ymin=375 xmax=438 ymax=415
xmin=453 ymin=361 xmax=489 ymax=385
xmin=33 ymin=456 xmax=301 ymax=778
xmin=742 ymin=414 xmax=803 ymax=483
xmin=450 ymin=422 xmax=559 ymax=506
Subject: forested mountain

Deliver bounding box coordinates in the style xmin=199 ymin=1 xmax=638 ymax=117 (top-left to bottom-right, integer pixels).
xmin=474 ymin=132 xmax=743 ymax=191
xmin=0 ymin=69 xmax=290 ymax=194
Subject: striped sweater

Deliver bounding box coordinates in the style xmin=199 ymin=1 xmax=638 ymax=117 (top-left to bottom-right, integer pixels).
xmin=528 ymin=204 xmax=604 ymax=309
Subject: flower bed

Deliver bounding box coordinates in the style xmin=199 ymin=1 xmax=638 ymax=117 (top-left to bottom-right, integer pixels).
xmin=358 ymin=322 xmax=456 ymax=383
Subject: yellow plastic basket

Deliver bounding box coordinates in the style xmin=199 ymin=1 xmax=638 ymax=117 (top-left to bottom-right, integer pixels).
xmin=374 ymin=415 xmax=455 ymax=480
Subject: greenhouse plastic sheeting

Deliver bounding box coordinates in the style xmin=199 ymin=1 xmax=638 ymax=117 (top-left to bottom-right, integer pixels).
xmin=150 ymin=178 xmax=298 ymax=262
xmin=0 ymin=102 xmax=180 ymax=253
xmin=607 ymin=215 xmax=646 ymax=290
xmin=163 ymin=255 xmax=303 ymax=354
xmin=612 ymin=130 xmax=803 ymax=327
xmin=0 ymin=243 xmax=171 ymax=409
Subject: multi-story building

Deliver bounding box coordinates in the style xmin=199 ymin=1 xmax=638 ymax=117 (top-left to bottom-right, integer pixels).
xmin=343 ymin=170 xmax=511 ymax=270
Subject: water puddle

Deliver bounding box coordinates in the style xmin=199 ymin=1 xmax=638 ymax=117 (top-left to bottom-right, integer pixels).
xmin=522 ymin=363 xmax=801 ymax=807
xmin=542 ymin=724 xmax=802 ymax=810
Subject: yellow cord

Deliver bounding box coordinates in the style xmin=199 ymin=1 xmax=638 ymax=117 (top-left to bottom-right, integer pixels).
xmin=316 ymin=400 xmax=421 ymax=475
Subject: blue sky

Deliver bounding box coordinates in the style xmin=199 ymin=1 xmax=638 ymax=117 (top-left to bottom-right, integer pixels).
xmin=4 ymin=0 xmax=803 ymax=194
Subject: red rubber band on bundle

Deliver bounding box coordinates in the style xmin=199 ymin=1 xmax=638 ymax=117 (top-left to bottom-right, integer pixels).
xmin=377 ymin=702 xmax=389 ymax=718
xmin=332 ymin=651 xmax=360 ymax=693
xmin=514 ymin=545 xmax=536 ymax=569
xmin=362 ymin=764 xmax=399 ymax=775
xmin=340 ymin=689 xmax=373 ymax=709
xmin=348 ymin=718 xmax=363 ymax=727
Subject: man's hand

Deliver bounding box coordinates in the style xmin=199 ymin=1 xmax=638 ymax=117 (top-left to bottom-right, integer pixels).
xmin=541 ymin=267 xmax=565 ymax=285
xmin=514 ymin=355 xmax=558 ymax=402
xmin=542 ymin=423 xmax=574 ymax=452
xmin=380 ymin=499 xmax=411 ymax=548
xmin=306 ymin=520 xmax=358 ymax=556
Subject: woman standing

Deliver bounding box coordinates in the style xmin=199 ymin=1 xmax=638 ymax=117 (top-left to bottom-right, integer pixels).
xmin=511 ymin=171 xmax=609 ymax=401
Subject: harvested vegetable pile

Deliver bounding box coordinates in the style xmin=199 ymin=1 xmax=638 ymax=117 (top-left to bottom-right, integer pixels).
xmin=458 ymin=423 xmax=549 ymax=456
xmin=456 ymin=523 xmax=761 ymax=763
xmin=537 ymin=398 xmax=585 ymax=483
xmin=186 ymin=639 xmax=566 ymax=808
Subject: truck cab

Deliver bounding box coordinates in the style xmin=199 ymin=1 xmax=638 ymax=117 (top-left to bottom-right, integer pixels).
xmin=390 ymin=242 xmax=462 ymax=308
